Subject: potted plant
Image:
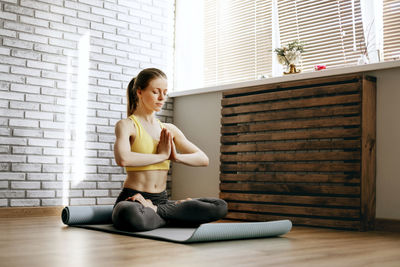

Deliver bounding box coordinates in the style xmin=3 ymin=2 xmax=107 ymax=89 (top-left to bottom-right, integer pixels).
xmin=274 ymin=40 xmax=304 ymax=74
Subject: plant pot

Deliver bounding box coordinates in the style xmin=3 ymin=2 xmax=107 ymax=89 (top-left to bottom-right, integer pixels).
xmin=284 ymin=63 xmax=301 ymax=75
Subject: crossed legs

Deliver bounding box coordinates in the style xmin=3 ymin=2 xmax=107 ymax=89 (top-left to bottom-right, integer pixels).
xmin=112 ymin=201 xmax=166 ymax=231
xmin=112 ymin=197 xmax=228 ymax=231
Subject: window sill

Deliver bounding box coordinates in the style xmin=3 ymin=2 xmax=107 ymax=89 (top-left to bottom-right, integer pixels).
xmin=169 ymin=60 xmax=400 ymax=98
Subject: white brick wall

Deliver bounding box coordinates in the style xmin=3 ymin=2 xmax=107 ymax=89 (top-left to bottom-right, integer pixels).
xmin=0 ymin=0 xmax=175 ymax=207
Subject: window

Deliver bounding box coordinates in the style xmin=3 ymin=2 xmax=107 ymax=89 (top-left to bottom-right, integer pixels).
xmin=383 ymin=0 xmax=400 ymax=60
xmin=277 ymin=0 xmax=365 ymax=72
xmin=203 ymin=0 xmax=273 ymax=87
xmin=174 ymin=0 xmax=400 ymax=92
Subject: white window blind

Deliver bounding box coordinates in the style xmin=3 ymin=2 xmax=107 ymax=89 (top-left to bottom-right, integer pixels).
xmin=383 ymin=0 xmax=400 ymax=60
xmin=277 ymin=0 xmax=365 ymax=72
xmin=175 ymin=0 xmax=399 ymax=91
xmin=204 ymin=0 xmax=272 ymax=87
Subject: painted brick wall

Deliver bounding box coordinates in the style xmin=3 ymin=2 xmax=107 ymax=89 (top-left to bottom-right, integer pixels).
xmin=0 ymin=0 xmax=175 ymax=207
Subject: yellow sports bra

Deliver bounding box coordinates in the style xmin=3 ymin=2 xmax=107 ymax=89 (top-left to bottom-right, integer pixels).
xmin=125 ymin=115 xmax=170 ymax=172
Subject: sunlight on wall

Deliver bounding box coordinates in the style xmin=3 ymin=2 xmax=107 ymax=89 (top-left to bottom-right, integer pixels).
xmin=174 ymin=0 xmax=204 ymax=91
xmin=62 ymin=55 xmax=72 ymax=206
xmin=62 ymin=32 xmax=90 ymax=206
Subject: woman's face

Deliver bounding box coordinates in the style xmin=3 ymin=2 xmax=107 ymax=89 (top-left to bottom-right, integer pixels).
xmin=138 ymin=77 xmax=168 ymax=112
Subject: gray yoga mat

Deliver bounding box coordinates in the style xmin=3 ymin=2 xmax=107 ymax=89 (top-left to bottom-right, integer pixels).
xmin=62 ymin=205 xmax=292 ymax=243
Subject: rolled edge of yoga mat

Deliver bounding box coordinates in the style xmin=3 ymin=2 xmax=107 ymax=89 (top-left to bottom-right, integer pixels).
xmin=62 ymin=205 xmax=114 ymax=225
xmin=186 ymin=220 xmax=292 ymax=243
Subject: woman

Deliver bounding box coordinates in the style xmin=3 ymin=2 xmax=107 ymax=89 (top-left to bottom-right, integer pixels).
xmin=112 ymin=68 xmax=227 ymax=231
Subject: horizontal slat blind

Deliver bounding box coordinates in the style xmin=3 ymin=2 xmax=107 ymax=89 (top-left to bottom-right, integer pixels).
xmin=220 ymin=74 xmax=376 ymax=230
xmin=383 ymin=0 xmax=400 ymax=60
xmin=277 ymin=0 xmax=365 ymax=71
xmin=199 ymin=1 xmax=397 ymax=91
xmin=204 ymin=0 xmax=272 ymax=87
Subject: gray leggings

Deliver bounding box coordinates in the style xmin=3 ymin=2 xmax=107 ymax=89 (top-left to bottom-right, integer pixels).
xmin=112 ymin=188 xmax=228 ymax=231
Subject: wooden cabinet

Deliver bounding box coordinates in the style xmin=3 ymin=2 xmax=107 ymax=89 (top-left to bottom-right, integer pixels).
xmin=220 ymin=74 xmax=376 ymax=230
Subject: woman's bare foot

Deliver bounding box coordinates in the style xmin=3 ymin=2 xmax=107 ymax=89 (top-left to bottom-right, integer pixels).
xmin=176 ymin=198 xmax=192 ymax=204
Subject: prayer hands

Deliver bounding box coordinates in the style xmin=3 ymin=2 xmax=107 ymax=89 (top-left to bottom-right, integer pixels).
xmin=157 ymin=128 xmax=172 ymax=160
xmin=157 ymin=128 xmax=179 ymax=162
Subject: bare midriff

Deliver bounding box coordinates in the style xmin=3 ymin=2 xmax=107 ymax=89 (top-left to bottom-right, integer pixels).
xmin=123 ymin=170 xmax=168 ymax=193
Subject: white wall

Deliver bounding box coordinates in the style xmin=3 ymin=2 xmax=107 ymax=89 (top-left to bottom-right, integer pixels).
xmin=172 ymin=67 xmax=400 ymax=220
xmin=372 ymin=68 xmax=400 ymax=219
xmin=171 ymin=91 xmax=222 ymax=199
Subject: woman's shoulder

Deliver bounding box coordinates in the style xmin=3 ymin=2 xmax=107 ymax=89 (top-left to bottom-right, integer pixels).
xmin=163 ymin=123 xmax=184 ymax=136
xmin=116 ymin=117 xmax=132 ymax=126
xmin=115 ymin=117 xmax=136 ymax=133
xmin=162 ymin=122 xmax=176 ymax=131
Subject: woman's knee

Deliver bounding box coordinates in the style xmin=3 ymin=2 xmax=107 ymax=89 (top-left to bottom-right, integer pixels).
xmin=185 ymin=198 xmax=228 ymax=220
xmin=112 ymin=201 xmax=147 ymax=231
xmin=215 ymin=198 xmax=228 ymax=218
xmin=198 ymin=198 xmax=228 ymax=219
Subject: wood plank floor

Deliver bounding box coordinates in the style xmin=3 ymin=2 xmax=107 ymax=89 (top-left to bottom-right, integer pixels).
xmin=1 ymin=216 xmax=400 ymax=267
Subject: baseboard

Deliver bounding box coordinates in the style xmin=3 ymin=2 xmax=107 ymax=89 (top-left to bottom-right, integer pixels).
xmin=0 ymin=206 xmax=64 ymax=218
xmin=375 ymin=218 xmax=400 ymax=232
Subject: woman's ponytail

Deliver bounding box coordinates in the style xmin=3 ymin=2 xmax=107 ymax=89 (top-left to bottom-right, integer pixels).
xmin=126 ymin=77 xmax=137 ymax=117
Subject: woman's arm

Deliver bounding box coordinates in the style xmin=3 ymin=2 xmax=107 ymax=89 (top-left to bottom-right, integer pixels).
xmin=165 ymin=123 xmax=209 ymax=167
xmin=114 ymin=119 xmax=171 ymax=167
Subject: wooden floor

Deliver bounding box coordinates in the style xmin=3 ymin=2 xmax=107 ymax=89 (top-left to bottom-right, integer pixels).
xmin=1 ymin=216 xmax=400 ymax=267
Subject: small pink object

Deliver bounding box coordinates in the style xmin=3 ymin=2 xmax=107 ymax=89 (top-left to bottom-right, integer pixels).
xmin=314 ymin=64 xmax=326 ymax=71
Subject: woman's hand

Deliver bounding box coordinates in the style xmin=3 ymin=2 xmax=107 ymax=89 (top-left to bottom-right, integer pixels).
xmin=126 ymin=193 xmax=157 ymax=213
xmin=162 ymin=123 xmax=209 ymax=167
xmin=158 ymin=128 xmax=181 ymax=162
xmin=157 ymin=128 xmax=171 ymax=160
xmin=168 ymin=135 xmax=180 ymax=162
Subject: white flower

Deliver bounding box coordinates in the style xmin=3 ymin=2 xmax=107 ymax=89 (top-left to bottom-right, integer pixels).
xmin=284 ymin=50 xmax=301 ymax=64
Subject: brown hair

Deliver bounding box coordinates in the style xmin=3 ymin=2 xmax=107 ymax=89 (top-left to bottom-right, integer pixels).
xmin=126 ymin=68 xmax=167 ymax=117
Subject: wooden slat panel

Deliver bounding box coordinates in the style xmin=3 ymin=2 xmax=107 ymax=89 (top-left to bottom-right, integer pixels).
xmin=221 ymin=116 xmax=360 ymax=134
xmin=227 ymin=202 xmax=360 ymax=218
xmin=224 ymin=212 xmax=361 ymax=229
xmin=220 ymin=162 xmax=360 ymax=172
xmin=221 ymin=151 xmax=360 ymax=162
xmin=220 ymin=74 xmax=375 ymax=230
xmin=221 ymin=94 xmax=361 ymax=115
xmin=222 ymin=74 xmax=362 ymax=97
xmin=220 ymin=192 xmax=360 ymax=207
xmin=221 ymin=128 xmax=361 ymax=143
xmin=222 ymin=82 xmax=360 ymax=106
xmin=221 ymin=140 xmax=360 ymax=153
xmin=360 ymin=75 xmax=377 ymax=231
xmin=220 ymin=173 xmax=360 ymax=183
xmin=220 ymin=183 xmax=360 ymax=195
xmin=221 ymin=105 xmax=360 ymax=124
